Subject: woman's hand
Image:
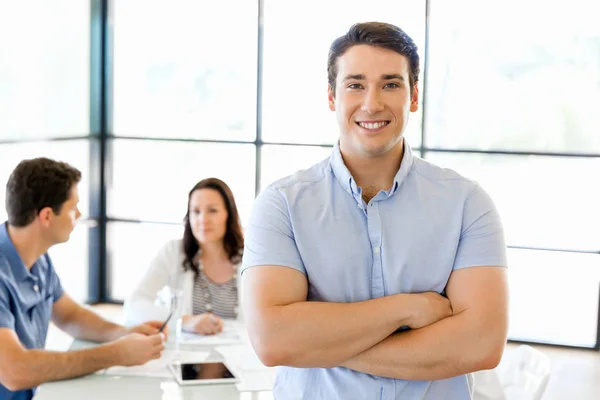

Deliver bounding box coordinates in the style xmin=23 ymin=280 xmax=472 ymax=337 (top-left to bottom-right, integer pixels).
xmin=182 ymin=313 xmax=224 ymax=335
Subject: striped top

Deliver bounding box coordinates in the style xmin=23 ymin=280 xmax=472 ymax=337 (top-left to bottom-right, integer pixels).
xmin=191 ymin=261 xmax=239 ymax=319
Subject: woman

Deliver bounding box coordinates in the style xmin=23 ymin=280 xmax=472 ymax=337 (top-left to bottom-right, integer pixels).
xmin=124 ymin=178 xmax=244 ymax=335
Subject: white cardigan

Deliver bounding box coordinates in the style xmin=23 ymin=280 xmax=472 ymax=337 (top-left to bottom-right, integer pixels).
xmin=123 ymin=239 xmax=242 ymax=330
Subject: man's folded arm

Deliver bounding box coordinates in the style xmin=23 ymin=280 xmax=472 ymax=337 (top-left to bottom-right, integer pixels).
xmin=242 ymin=264 xmax=446 ymax=368
xmin=340 ymin=266 xmax=509 ymax=380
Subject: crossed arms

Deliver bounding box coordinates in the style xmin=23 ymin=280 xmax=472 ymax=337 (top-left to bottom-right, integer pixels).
xmin=242 ymin=264 xmax=508 ymax=381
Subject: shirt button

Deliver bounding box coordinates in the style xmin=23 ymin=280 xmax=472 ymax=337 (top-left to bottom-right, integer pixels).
xmin=33 ymin=285 xmax=39 ymax=292
xmin=373 ymin=247 xmax=380 ymax=254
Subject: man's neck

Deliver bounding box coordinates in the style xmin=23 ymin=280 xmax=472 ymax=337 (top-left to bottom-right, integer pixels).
xmin=6 ymin=224 xmax=50 ymax=270
xmin=341 ymin=140 xmax=405 ymax=197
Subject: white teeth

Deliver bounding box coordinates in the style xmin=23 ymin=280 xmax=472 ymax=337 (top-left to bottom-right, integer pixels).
xmin=358 ymin=121 xmax=387 ymax=130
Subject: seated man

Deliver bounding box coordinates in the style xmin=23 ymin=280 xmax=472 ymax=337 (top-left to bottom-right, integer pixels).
xmin=0 ymin=158 xmax=167 ymax=400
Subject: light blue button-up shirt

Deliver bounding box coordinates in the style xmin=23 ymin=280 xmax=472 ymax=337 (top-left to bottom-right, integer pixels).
xmin=0 ymin=222 xmax=64 ymax=400
xmin=242 ymin=141 xmax=507 ymax=400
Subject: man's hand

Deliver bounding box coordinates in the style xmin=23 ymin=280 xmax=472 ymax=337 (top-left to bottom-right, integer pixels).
xmin=406 ymin=292 xmax=453 ymax=329
xmin=182 ymin=313 xmax=223 ymax=335
xmin=111 ymin=333 xmax=165 ymax=366
xmin=127 ymin=321 xmax=169 ymax=341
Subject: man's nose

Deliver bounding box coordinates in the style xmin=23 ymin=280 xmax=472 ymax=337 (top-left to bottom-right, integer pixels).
xmin=361 ymin=89 xmax=384 ymax=114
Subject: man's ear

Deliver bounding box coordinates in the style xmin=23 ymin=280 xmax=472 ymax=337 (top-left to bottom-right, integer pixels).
xmin=38 ymin=207 xmax=53 ymax=227
xmin=410 ymin=84 xmax=419 ymax=113
xmin=328 ymin=85 xmax=336 ymax=112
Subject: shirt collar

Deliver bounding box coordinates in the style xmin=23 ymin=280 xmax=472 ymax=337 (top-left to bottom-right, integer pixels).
xmin=0 ymin=221 xmax=35 ymax=282
xmin=329 ymin=139 xmax=415 ymax=200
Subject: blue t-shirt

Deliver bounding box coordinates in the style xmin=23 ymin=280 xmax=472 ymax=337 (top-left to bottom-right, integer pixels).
xmin=242 ymin=142 xmax=507 ymax=400
xmin=0 ymin=222 xmax=64 ymax=400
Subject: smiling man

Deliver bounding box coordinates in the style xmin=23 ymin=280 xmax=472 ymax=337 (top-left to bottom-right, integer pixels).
xmin=0 ymin=158 xmax=167 ymax=400
xmin=242 ymin=22 xmax=508 ymax=399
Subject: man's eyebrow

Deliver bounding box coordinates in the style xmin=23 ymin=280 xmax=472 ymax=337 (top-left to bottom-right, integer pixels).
xmin=342 ymin=74 xmax=406 ymax=81
xmin=342 ymin=74 xmax=365 ymax=81
xmin=382 ymin=74 xmax=405 ymax=81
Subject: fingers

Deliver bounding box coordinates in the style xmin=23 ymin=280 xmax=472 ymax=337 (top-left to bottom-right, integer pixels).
xmin=208 ymin=314 xmax=224 ymax=332
xmin=197 ymin=324 xmax=218 ymax=335
xmin=160 ymin=326 xmax=170 ymax=341
xmin=150 ymin=333 xmax=164 ymax=346
xmin=134 ymin=323 xmax=159 ymax=336
xmin=192 ymin=313 xmax=227 ymax=335
xmin=145 ymin=320 xmax=166 ymax=329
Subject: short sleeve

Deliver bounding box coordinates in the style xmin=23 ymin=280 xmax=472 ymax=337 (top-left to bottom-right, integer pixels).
xmin=453 ymin=184 xmax=507 ymax=270
xmin=241 ymin=187 xmax=306 ymax=275
xmin=45 ymin=255 xmax=64 ymax=302
xmin=0 ymin=281 xmax=16 ymax=330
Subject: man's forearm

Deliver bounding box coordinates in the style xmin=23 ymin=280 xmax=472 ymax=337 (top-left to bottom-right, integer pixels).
xmin=341 ymin=309 xmax=506 ymax=380
xmin=9 ymin=344 xmax=120 ymax=391
xmin=249 ymin=294 xmax=420 ymax=368
xmin=58 ymin=306 xmax=126 ymax=342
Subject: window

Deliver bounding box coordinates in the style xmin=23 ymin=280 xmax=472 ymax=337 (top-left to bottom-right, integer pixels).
xmin=108 ymin=222 xmax=184 ymax=301
xmin=112 ymin=0 xmax=258 ymax=141
xmin=427 ymin=153 xmax=600 ymax=251
xmin=0 ymin=1 xmax=91 ymax=300
xmin=260 ymin=145 xmax=332 ymax=190
xmin=506 ymin=248 xmax=600 ymax=347
xmin=426 ymin=0 xmax=600 ymax=347
xmin=426 ymin=0 xmax=600 ymax=153
xmin=0 ymin=1 xmax=90 ymax=139
xmin=108 ymin=140 xmax=256 ymax=225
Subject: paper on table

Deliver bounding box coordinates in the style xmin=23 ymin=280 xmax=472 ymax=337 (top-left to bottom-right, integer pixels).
xmin=100 ymin=350 xmax=210 ymax=378
xmin=178 ymin=320 xmax=244 ymax=345
xmin=235 ymin=369 xmax=277 ymax=392
xmin=214 ymin=344 xmax=268 ymax=371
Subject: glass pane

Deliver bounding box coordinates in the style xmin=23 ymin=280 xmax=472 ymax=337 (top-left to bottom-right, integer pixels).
xmin=0 ymin=140 xmax=91 ymax=222
xmin=0 ymin=1 xmax=89 ymax=139
xmin=48 ymin=223 xmax=90 ymax=303
xmin=108 ymin=222 xmax=184 ymax=301
xmin=262 ymin=0 xmax=425 ymax=146
xmin=112 ymin=0 xmax=257 ymax=141
xmin=426 ymin=153 xmax=600 ymax=251
xmin=261 ymin=145 xmax=332 ymax=191
xmin=108 ymin=140 xmax=256 ymax=225
xmin=507 ymin=248 xmax=600 ymax=348
xmin=426 ymin=0 xmax=600 ymax=152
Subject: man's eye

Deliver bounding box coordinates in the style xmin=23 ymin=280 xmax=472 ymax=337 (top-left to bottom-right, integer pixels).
xmin=347 ymin=83 xmax=362 ymax=89
xmin=384 ymin=82 xmax=400 ymax=89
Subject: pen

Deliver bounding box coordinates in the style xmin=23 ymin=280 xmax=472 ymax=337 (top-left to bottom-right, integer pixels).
xmin=158 ymin=296 xmax=176 ymax=333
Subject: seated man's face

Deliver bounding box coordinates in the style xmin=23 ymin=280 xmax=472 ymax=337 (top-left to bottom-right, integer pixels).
xmin=328 ymin=44 xmax=419 ymax=158
xmin=49 ymin=184 xmax=81 ymax=244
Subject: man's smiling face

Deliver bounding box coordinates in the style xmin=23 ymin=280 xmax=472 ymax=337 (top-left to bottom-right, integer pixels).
xmin=328 ymin=44 xmax=419 ymax=158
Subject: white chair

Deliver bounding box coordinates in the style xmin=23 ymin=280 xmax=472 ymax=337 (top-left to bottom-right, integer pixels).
xmin=496 ymin=344 xmax=552 ymax=400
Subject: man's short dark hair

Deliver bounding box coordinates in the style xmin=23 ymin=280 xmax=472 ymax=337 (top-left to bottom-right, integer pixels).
xmin=327 ymin=22 xmax=420 ymax=96
xmin=5 ymin=157 xmax=82 ymax=227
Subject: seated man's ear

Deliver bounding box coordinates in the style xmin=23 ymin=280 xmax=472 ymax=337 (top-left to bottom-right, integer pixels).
xmin=37 ymin=207 xmax=54 ymax=227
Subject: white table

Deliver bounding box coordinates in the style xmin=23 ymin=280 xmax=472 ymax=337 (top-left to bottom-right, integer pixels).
xmin=35 ymin=333 xmax=275 ymax=400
